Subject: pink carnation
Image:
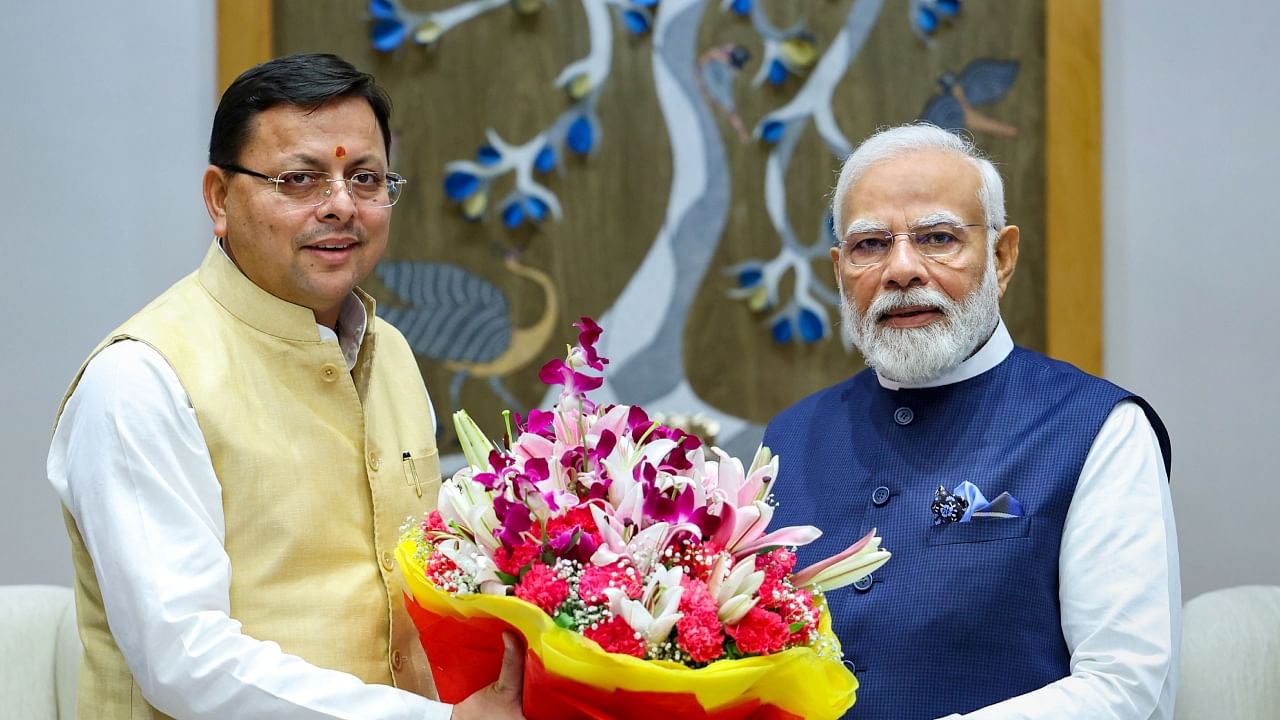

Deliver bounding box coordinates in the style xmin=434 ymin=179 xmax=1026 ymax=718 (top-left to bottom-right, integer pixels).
xmin=726 ymin=606 xmax=789 ymax=656
xmin=583 ymin=615 xmax=646 ymax=658
xmin=578 ymin=561 xmax=642 ymax=605
xmin=422 ymin=510 xmax=448 ymax=534
xmin=675 ymin=576 xmax=724 ymax=663
xmin=514 ymin=563 xmax=570 ymax=615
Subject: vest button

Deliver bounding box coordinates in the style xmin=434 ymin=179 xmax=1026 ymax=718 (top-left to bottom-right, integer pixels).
xmin=380 ymin=550 xmax=395 ymax=572
xmin=368 ymin=451 xmax=381 ymax=472
xmin=871 ymin=486 xmax=891 ymax=506
xmin=853 ymin=574 xmax=874 ymax=593
xmin=320 ymin=363 xmax=340 ymax=382
xmin=391 ymin=649 xmax=405 ymax=671
xmin=893 ymin=407 xmax=914 ymax=425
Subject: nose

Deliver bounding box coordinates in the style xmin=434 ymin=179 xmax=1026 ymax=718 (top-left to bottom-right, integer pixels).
xmin=316 ymin=178 xmax=358 ymax=222
xmin=879 ymin=233 xmax=929 ymax=290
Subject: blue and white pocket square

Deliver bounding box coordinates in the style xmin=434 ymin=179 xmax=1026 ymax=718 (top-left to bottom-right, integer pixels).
xmin=932 ymin=481 xmax=1024 ymax=525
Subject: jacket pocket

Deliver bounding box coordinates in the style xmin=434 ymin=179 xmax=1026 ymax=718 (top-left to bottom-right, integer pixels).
xmin=926 ymin=516 xmax=1031 ymax=546
xmin=401 ymin=447 xmax=441 ymax=499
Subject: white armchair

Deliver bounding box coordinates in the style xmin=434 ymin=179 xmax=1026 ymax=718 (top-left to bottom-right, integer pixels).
xmin=0 ymin=585 xmax=80 ymax=720
xmin=1176 ymin=584 xmax=1280 ymax=720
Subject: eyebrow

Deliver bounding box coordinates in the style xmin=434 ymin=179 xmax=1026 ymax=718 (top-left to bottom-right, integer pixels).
xmin=910 ymin=210 xmax=965 ymax=228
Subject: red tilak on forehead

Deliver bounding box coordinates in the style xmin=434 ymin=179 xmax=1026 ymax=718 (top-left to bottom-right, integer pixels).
xmin=335 ymin=146 xmax=347 ymax=158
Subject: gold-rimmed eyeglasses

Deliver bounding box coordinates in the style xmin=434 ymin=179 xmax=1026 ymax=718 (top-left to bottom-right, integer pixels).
xmin=837 ymin=222 xmax=989 ymax=267
xmin=218 ymin=163 xmax=407 ymax=208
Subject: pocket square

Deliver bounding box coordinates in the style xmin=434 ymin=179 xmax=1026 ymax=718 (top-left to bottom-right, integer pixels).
xmin=932 ymin=481 xmax=1023 ymax=525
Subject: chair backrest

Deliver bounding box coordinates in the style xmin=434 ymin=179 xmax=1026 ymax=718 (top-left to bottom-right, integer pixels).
xmin=0 ymin=584 xmax=81 ymax=720
xmin=1176 ymin=584 xmax=1280 ymax=720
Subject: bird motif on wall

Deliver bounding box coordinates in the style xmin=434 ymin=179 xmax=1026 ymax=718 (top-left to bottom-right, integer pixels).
xmin=375 ymin=253 xmax=559 ymax=413
xmin=698 ymin=43 xmax=752 ymax=143
xmin=920 ymin=58 xmax=1020 ymax=137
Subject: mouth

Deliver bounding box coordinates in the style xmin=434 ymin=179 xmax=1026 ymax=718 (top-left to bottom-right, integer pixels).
xmin=878 ymin=305 xmax=944 ymax=329
xmin=302 ymin=238 xmax=361 ymax=260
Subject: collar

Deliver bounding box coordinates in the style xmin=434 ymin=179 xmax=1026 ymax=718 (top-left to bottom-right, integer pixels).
xmin=206 ymin=239 xmax=373 ymax=369
xmin=875 ymin=318 xmax=1014 ymax=391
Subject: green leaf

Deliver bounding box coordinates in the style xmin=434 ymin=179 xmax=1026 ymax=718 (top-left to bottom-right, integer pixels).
xmin=495 ymin=570 xmax=519 ymax=585
xmin=788 ymin=622 xmax=807 ymax=634
xmin=554 ymin=612 xmax=576 ymax=629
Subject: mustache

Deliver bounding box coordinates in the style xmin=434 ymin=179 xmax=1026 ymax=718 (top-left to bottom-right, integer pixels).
xmin=867 ymin=286 xmax=959 ymax=321
xmin=296 ymin=224 xmax=366 ymax=247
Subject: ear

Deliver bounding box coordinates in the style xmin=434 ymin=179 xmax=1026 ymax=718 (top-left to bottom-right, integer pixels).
xmin=830 ymin=245 xmax=842 ymax=283
xmin=203 ymin=165 xmax=230 ymax=238
xmin=994 ymin=225 xmax=1020 ymax=297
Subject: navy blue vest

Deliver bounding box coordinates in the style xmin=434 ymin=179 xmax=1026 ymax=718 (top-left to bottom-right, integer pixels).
xmin=763 ymin=347 xmax=1170 ymax=719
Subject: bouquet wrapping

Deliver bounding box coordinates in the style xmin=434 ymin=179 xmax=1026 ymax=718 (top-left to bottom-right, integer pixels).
xmin=398 ymin=318 xmax=890 ymax=719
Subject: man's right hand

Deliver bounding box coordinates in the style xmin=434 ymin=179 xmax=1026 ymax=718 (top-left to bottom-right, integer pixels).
xmin=449 ymin=632 xmax=526 ymax=719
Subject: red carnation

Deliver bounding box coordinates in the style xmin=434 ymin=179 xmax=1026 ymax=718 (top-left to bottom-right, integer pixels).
xmin=514 ymin=563 xmax=570 ymax=615
xmin=726 ymin=606 xmax=789 ymax=656
xmin=583 ymin=615 xmax=646 ymax=658
xmin=493 ymin=541 xmax=542 ymax=576
xmin=578 ymin=561 xmax=642 ymax=604
xmin=675 ymin=576 xmax=724 ymax=663
xmin=424 ymin=552 xmax=460 ymax=592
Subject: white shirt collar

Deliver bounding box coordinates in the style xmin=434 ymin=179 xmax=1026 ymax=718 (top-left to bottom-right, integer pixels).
xmin=875 ymin=318 xmax=1014 ymax=391
xmin=216 ymin=239 xmax=367 ymax=370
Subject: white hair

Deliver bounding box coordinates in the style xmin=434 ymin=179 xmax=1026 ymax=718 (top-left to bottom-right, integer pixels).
xmin=831 ymin=123 xmax=1006 ymax=242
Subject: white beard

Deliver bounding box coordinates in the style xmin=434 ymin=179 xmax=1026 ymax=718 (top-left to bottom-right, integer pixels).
xmin=840 ymin=261 xmax=1001 ymax=385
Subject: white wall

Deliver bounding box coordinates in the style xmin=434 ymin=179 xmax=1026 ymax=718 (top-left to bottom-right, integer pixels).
xmin=0 ymin=1 xmax=215 ymax=585
xmin=2 ymin=0 xmax=1276 ymax=601
xmin=1103 ymin=0 xmax=1280 ymax=600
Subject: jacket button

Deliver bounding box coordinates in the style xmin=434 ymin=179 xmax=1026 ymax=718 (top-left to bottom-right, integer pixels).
xmin=893 ymin=407 xmax=914 ymax=425
xmin=380 ymin=550 xmax=395 ymax=572
xmin=853 ymin=574 xmax=874 ymax=593
xmin=367 ymin=451 xmax=381 ymax=472
xmin=391 ymin=649 xmax=405 ymax=670
xmin=320 ymin=363 xmax=340 ymax=382
xmin=871 ymin=486 xmax=890 ymax=506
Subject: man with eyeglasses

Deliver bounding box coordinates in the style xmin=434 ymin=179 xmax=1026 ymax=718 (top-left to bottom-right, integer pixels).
xmin=764 ymin=123 xmax=1179 ymax=719
xmin=48 ymin=54 xmax=524 ymax=720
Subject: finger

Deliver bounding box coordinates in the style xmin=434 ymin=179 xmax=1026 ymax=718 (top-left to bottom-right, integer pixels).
xmin=494 ymin=632 xmax=525 ymax=698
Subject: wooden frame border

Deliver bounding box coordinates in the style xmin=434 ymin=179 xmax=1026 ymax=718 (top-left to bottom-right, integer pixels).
xmin=216 ymin=0 xmax=1103 ymax=374
xmin=1045 ymin=0 xmax=1102 ymax=374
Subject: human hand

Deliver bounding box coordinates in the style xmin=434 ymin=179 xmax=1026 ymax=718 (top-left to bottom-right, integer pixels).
xmin=449 ymin=632 xmax=526 ymax=719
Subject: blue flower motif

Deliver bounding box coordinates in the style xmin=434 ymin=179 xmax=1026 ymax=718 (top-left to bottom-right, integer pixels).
xmin=444 ymin=172 xmax=481 ymax=201
xmin=737 ymin=268 xmax=763 ymax=289
xmin=770 ymin=317 xmax=792 ymax=344
xmin=534 ymin=145 xmax=557 ymax=174
xmin=797 ymin=308 xmax=824 ymax=343
xmin=371 ymin=18 xmax=408 ymax=52
xmin=621 ymin=9 xmax=652 ymax=35
xmin=566 ymin=115 xmax=595 ymax=155
xmin=476 ymin=145 xmax=503 ymax=166
xmin=760 ymin=119 xmax=786 ymax=144
xmin=729 ymin=0 xmax=752 ymax=17
xmin=916 ymin=6 xmax=938 ymax=34
xmin=501 ymin=200 xmax=525 ymax=229
xmin=767 ymin=58 xmax=788 ymax=86
xmin=369 ymin=0 xmax=398 ymax=20
xmin=936 ymin=0 xmax=960 ymax=17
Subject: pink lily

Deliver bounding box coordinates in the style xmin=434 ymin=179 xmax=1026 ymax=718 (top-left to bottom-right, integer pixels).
xmin=792 ymin=528 xmax=892 ymax=592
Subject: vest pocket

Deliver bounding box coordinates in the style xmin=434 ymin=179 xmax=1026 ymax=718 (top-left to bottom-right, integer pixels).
xmin=927 ymin=516 xmax=1031 ymax=546
xmin=401 ymin=448 xmax=442 ymax=499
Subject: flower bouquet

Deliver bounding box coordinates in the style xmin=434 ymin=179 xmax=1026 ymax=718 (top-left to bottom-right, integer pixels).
xmin=397 ymin=318 xmax=890 ymax=719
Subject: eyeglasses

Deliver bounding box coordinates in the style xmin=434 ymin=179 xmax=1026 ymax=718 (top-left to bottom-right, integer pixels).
xmin=837 ymin=222 xmax=988 ymax=267
xmin=217 ymin=163 xmax=407 ymax=208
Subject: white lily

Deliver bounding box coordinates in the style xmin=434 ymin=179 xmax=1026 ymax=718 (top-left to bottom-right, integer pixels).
xmin=437 ymin=473 xmax=500 ymax=551
xmin=707 ymin=554 xmax=765 ymax=624
xmin=604 ymin=564 xmax=685 ymax=644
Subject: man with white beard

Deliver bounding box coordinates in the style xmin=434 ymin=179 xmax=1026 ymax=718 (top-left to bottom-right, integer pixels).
xmin=763 ymin=123 xmax=1179 ymax=719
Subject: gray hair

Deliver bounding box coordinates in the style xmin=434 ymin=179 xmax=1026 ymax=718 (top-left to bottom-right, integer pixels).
xmin=831 ymin=123 xmax=1006 ymax=242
